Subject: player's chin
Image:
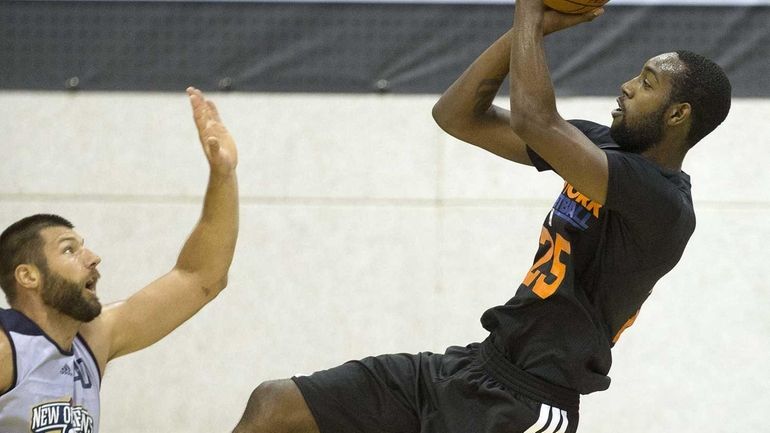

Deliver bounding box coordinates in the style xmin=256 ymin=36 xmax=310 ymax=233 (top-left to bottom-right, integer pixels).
xmin=80 ymin=289 xmax=103 ymax=312
xmin=609 ymin=115 xmax=622 ymax=131
xmin=80 ymin=301 xmax=103 ymax=322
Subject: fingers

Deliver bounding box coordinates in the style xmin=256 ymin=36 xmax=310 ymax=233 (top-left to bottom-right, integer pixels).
xmin=187 ymin=86 xmax=209 ymax=127
xmin=543 ymin=5 xmax=604 ymax=34
xmin=187 ymin=86 xmax=229 ymax=159
xmin=565 ymin=7 xmax=605 ymax=27
xmin=187 ymin=86 xmax=222 ymax=132
xmin=572 ymin=7 xmax=604 ymax=24
xmin=587 ymin=7 xmax=605 ymax=20
xmin=185 ymin=86 xmax=238 ymax=170
xmin=186 ymin=86 xmax=204 ymax=110
xmin=206 ymin=100 xmax=222 ymax=123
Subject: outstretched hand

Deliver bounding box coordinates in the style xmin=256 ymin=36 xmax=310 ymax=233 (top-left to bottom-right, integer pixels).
xmin=187 ymin=86 xmax=238 ymax=174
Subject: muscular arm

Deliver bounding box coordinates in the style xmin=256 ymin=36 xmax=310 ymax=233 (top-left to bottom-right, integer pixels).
xmin=432 ymin=11 xmax=601 ymax=166
xmin=508 ymin=1 xmax=609 ymax=203
xmin=81 ymin=88 xmax=239 ymax=370
xmin=433 ymin=30 xmax=532 ymax=165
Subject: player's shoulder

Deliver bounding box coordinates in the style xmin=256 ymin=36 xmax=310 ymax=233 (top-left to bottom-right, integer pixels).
xmin=0 ymin=315 xmax=14 ymax=394
xmin=78 ymin=312 xmax=114 ymax=376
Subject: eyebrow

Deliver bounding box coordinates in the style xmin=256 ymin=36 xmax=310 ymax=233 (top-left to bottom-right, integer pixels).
xmin=57 ymin=235 xmax=84 ymax=245
xmin=642 ymin=66 xmax=660 ymax=84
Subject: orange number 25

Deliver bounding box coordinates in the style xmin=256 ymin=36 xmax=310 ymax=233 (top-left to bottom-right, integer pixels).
xmin=522 ymin=227 xmax=571 ymax=299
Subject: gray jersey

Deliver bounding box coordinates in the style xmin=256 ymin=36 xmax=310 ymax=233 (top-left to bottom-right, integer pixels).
xmin=0 ymin=308 xmax=101 ymax=433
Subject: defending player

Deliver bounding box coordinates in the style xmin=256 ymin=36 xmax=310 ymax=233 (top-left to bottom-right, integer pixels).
xmin=231 ymin=2 xmax=731 ymax=432
xmin=0 ymin=87 xmax=238 ymax=432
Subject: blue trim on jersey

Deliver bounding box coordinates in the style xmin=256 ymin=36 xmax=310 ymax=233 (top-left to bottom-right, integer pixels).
xmin=0 ymin=313 xmax=19 ymax=397
xmin=0 ymin=308 xmax=44 ymax=336
xmin=76 ymin=334 xmax=102 ymax=384
xmin=0 ymin=308 xmax=74 ymax=356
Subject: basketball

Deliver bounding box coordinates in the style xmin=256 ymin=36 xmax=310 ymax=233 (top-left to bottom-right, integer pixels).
xmin=543 ymin=0 xmax=609 ymax=14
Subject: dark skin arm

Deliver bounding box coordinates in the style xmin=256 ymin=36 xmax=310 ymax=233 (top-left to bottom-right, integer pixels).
xmin=433 ymin=9 xmax=603 ymax=166
xmin=508 ymin=1 xmax=609 ymax=203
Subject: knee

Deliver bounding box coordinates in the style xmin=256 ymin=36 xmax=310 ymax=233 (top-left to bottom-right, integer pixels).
xmin=245 ymin=380 xmax=284 ymax=421
xmin=234 ymin=380 xmax=295 ymax=433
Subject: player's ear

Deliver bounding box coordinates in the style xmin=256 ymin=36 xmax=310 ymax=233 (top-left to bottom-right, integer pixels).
xmin=666 ymin=102 xmax=691 ymax=127
xmin=15 ymin=264 xmax=41 ymax=290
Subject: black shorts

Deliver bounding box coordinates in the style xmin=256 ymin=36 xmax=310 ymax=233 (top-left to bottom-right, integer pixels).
xmin=292 ymin=338 xmax=580 ymax=433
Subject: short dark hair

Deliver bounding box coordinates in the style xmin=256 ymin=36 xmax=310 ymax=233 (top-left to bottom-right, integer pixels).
xmin=0 ymin=214 xmax=74 ymax=304
xmin=669 ymin=50 xmax=732 ymax=147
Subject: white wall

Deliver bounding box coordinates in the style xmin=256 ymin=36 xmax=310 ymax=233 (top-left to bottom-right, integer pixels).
xmin=0 ymin=91 xmax=767 ymax=433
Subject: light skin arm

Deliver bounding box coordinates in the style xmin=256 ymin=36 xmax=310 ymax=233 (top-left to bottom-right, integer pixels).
xmin=508 ymin=1 xmax=609 ymax=203
xmin=432 ymin=10 xmax=602 ymax=165
xmin=80 ymin=87 xmax=239 ymax=372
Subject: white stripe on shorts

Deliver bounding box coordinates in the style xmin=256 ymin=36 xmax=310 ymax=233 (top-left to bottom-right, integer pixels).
xmin=554 ymin=409 xmax=568 ymax=433
xmin=523 ymin=404 xmax=569 ymax=433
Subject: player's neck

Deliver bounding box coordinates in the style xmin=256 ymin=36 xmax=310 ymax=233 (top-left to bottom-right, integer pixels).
xmin=642 ymin=139 xmax=687 ymax=172
xmin=12 ymin=300 xmax=81 ymax=352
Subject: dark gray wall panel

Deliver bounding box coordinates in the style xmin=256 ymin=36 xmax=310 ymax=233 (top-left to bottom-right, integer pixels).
xmin=1 ymin=1 xmax=767 ymax=96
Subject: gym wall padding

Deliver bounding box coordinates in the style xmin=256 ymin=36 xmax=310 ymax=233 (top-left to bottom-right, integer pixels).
xmin=1 ymin=1 xmax=768 ymax=96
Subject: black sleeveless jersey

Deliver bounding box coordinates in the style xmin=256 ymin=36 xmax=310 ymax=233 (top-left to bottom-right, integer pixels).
xmin=480 ymin=120 xmax=695 ymax=395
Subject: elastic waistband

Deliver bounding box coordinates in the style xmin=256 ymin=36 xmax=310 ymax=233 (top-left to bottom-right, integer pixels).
xmin=478 ymin=338 xmax=579 ymax=412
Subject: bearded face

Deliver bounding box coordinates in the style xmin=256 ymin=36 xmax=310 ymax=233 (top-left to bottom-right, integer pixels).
xmin=39 ymin=261 xmax=102 ymax=322
xmin=610 ymin=102 xmax=668 ymax=154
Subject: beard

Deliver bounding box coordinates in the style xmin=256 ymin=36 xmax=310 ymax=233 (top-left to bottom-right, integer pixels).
xmin=610 ymin=104 xmax=667 ymax=154
xmin=40 ymin=265 xmax=102 ymax=322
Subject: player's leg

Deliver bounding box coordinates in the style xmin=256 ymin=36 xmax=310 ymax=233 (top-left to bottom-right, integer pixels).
xmin=231 ymin=379 xmax=320 ymax=433
xmin=290 ymin=356 xmax=422 ymax=433
xmin=231 ymin=354 xmax=422 ymax=433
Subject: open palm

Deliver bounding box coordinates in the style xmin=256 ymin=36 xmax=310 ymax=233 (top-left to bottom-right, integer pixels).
xmin=187 ymin=86 xmax=238 ymax=174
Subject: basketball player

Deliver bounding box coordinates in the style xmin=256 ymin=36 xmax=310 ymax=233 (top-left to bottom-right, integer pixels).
xmin=0 ymin=87 xmax=238 ymax=432
xmin=231 ymin=2 xmax=731 ymax=433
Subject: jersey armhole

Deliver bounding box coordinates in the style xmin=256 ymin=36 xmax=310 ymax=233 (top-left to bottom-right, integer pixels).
xmin=76 ymin=333 xmax=103 ymax=386
xmin=0 ymin=323 xmax=18 ymax=397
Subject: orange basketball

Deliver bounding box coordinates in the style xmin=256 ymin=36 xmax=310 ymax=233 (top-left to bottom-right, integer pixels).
xmin=543 ymin=0 xmax=609 ymax=14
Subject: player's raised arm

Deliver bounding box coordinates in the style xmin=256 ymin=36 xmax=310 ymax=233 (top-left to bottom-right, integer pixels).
xmin=508 ymin=0 xmax=609 ymax=203
xmin=432 ymin=9 xmax=601 ymax=166
xmin=81 ymin=87 xmax=239 ymax=368
xmin=432 ymin=29 xmax=532 ymax=165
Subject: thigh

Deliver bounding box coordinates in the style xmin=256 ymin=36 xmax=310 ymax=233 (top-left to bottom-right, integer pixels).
xmin=292 ymin=354 xmax=423 ymax=433
xmin=232 ymin=379 xmax=321 ymax=433
xmin=292 ymin=347 xmax=579 ymax=433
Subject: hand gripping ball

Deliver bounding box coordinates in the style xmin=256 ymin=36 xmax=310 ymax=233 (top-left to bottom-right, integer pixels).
xmin=543 ymin=0 xmax=609 ymax=14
